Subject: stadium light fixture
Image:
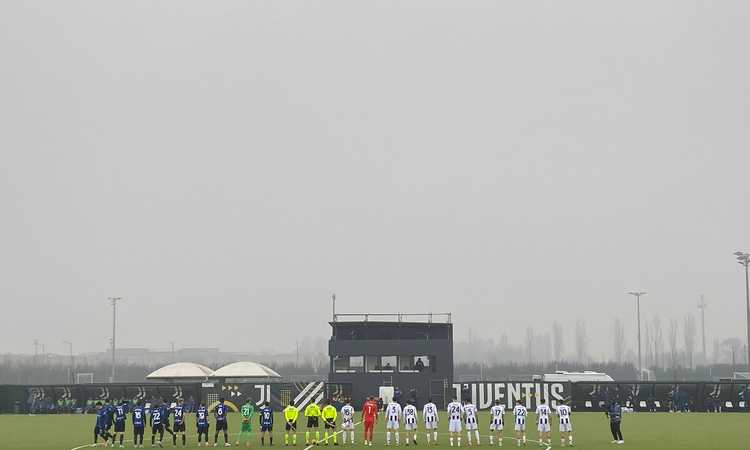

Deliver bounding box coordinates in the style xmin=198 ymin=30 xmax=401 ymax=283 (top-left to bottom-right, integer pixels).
xmin=627 ymin=291 xmax=647 ymax=380
xmin=62 ymin=340 xmax=73 ymax=384
xmin=697 ymin=296 xmax=707 ymax=365
xmin=734 ymin=252 xmax=750 ymax=367
xmin=108 ymin=297 xmax=123 ymax=383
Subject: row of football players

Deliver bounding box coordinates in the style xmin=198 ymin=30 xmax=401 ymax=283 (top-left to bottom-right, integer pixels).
xmin=371 ymin=397 xmax=573 ymax=448
xmin=91 ymin=396 xmax=573 ymax=448
xmin=92 ymin=397 xmax=240 ymax=448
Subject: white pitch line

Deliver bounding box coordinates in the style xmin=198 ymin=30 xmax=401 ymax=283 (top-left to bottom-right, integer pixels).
xmin=70 ymin=434 xmax=183 ymax=450
xmin=500 ymin=436 xmax=552 ymax=450
xmin=303 ymin=420 xmax=363 ymax=450
xmin=71 ymin=422 xmax=553 ymax=450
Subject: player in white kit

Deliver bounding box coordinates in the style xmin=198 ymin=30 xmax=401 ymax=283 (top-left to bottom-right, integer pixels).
xmin=446 ymin=397 xmax=464 ymax=447
xmin=535 ymin=399 xmax=552 ymax=447
xmin=512 ymin=400 xmax=527 ymax=447
xmin=489 ymin=399 xmax=505 ymax=446
xmin=402 ymin=401 xmax=418 ymax=446
xmin=422 ymin=399 xmax=439 ymax=445
xmin=385 ymin=401 xmax=402 ymax=446
xmin=462 ymin=400 xmax=480 ymax=446
xmin=340 ymin=399 xmax=355 ymax=445
xmin=555 ymin=401 xmax=573 ymax=447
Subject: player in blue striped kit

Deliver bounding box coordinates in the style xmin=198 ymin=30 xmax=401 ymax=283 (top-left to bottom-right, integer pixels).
xmin=172 ymin=398 xmax=187 ymax=447
xmin=132 ymin=401 xmax=146 ymax=448
xmin=196 ymin=402 xmax=210 ymax=447
xmin=113 ymin=401 xmax=128 ymax=448
xmin=259 ymin=401 xmax=275 ymax=446
xmin=150 ymin=401 xmax=166 ymax=447
xmin=94 ymin=402 xmax=113 ymax=447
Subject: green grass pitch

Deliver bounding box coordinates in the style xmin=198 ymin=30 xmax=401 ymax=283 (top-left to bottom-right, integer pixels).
xmin=0 ymin=412 xmax=745 ymax=450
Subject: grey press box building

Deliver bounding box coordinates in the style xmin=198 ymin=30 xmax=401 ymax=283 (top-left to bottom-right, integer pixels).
xmin=328 ymin=312 xmax=454 ymax=408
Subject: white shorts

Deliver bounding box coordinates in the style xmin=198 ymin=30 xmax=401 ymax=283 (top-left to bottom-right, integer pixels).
xmin=387 ymin=420 xmax=400 ymax=430
xmin=342 ymin=420 xmax=354 ymax=430
xmin=559 ymin=422 xmax=572 ymax=433
xmin=424 ymin=420 xmax=438 ymax=430
xmin=404 ymin=421 xmax=417 ymax=431
xmin=514 ymin=422 xmax=525 ymax=432
xmin=465 ymin=421 xmax=478 ymax=431
xmin=537 ymin=423 xmax=550 ymax=433
xmin=449 ymin=419 xmax=462 ymax=433
xmin=490 ymin=421 xmax=504 ymax=431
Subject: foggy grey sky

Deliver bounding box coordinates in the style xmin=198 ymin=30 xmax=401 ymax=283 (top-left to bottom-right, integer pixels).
xmin=2 ymin=1 xmax=749 ymax=360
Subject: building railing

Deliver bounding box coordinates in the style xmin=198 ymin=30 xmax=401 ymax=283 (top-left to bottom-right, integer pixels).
xmin=332 ymin=312 xmax=452 ymax=323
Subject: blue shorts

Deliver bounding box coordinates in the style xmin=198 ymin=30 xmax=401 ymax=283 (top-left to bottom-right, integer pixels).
xmin=261 ymin=424 xmax=273 ymax=432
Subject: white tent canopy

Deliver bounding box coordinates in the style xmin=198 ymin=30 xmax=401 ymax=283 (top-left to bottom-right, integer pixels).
xmin=212 ymin=361 xmax=281 ymax=379
xmin=146 ymin=362 xmax=214 ymax=380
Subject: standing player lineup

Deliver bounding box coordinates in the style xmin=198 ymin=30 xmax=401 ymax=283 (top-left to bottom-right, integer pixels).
xmin=88 ymin=395 xmax=575 ymax=448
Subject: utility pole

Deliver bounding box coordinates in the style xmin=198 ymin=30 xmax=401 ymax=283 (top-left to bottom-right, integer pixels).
xmin=332 ymin=293 xmax=337 ymax=322
xmin=734 ymin=252 xmax=750 ymax=368
xmin=697 ymin=295 xmax=707 ymax=364
xmin=628 ymin=291 xmax=647 ymax=380
xmin=63 ymin=341 xmax=73 ymax=384
xmin=108 ymin=297 xmax=123 ymax=383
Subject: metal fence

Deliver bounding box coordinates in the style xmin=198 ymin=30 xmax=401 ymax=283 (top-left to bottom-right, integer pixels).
xmin=1 ymin=380 xmax=749 ymax=414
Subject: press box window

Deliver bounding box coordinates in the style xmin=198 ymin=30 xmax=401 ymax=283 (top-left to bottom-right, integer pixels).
xmin=334 ymin=355 xmax=364 ymax=373
xmin=399 ymin=355 xmax=434 ymax=372
xmin=366 ymin=355 xmax=397 ymax=372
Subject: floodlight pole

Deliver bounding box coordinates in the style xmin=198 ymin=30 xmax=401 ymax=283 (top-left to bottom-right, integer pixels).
xmin=108 ymin=297 xmax=123 ymax=383
xmin=33 ymin=339 xmax=41 ymax=365
xmin=697 ymin=295 xmax=707 ymax=364
xmin=735 ymin=252 xmax=750 ymax=366
xmin=63 ymin=340 xmax=73 ymax=384
xmin=628 ymin=291 xmax=647 ymax=380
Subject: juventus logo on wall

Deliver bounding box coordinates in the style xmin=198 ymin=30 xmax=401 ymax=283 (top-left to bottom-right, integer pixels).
xmin=293 ymin=382 xmax=325 ymax=410
xmin=254 ymin=385 xmax=271 ymax=405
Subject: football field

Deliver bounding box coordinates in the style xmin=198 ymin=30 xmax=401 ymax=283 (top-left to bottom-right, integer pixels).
xmin=1 ymin=412 xmax=745 ymax=450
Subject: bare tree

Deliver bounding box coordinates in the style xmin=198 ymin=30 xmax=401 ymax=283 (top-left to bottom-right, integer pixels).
xmin=613 ymin=317 xmax=626 ymax=363
xmin=575 ymin=319 xmax=587 ymax=363
xmin=643 ymin=321 xmax=653 ymax=368
xmin=541 ymin=332 xmax=553 ymax=362
xmin=552 ymin=321 xmax=564 ymax=361
xmin=712 ymin=338 xmax=721 ymax=364
xmin=683 ymin=314 xmax=697 ymax=369
xmin=720 ymin=338 xmax=743 ymax=366
xmin=499 ymin=333 xmax=509 ymax=350
xmin=668 ymin=319 xmax=679 ymax=369
xmin=526 ymin=326 xmax=534 ymax=363
xmin=653 ymin=316 xmax=663 ymax=369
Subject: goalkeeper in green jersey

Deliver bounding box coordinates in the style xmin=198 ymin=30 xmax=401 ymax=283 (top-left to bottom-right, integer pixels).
xmin=237 ymin=399 xmax=256 ymax=447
